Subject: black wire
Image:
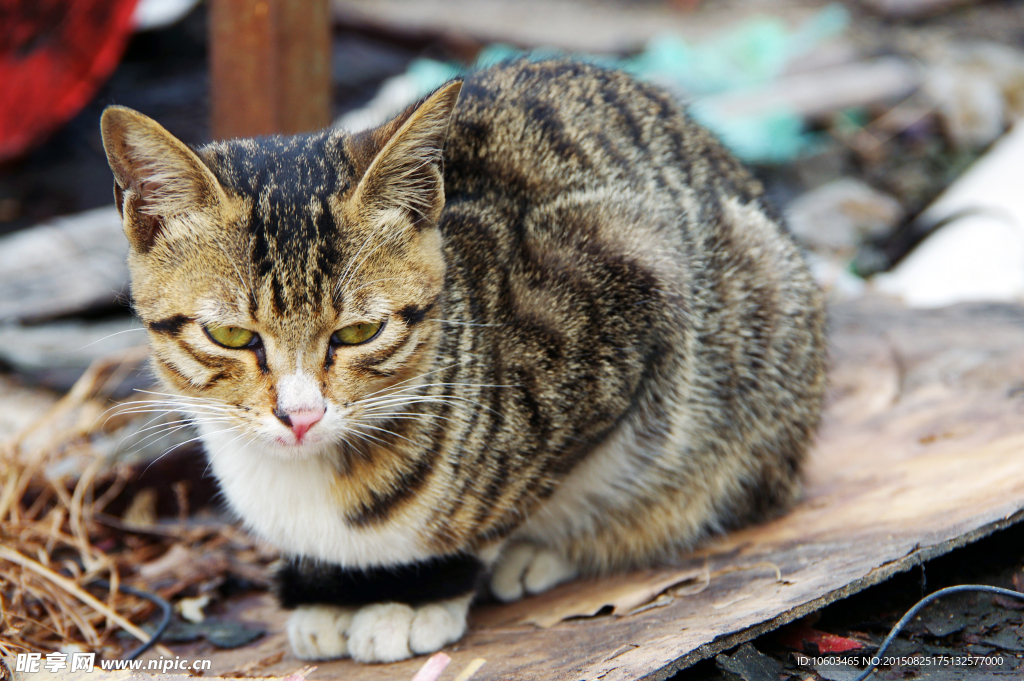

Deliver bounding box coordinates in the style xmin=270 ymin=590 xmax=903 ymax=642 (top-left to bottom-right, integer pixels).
xmin=92 ymin=578 xmax=172 ymax=661
xmin=852 ymin=584 xmax=1024 ymax=681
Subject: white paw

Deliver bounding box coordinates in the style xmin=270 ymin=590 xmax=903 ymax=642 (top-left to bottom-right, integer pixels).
xmin=409 ymin=595 xmax=472 ymax=654
xmin=347 ymin=603 xmax=414 ymax=663
xmin=287 ymin=604 xmax=355 ymax=660
xmin=490 ymin=543 xmax=579 ymax=602
xmin=346 ymin=596 xmax=471 ymax=663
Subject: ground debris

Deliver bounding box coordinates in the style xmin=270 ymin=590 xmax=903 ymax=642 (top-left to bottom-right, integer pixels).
xmin=160 ymin=617 xmax=265 ymax=649
xmin=715 ymin=644 xmax=783 ymax=681
xmin=0 ymin=350 xmax=275 ymax=659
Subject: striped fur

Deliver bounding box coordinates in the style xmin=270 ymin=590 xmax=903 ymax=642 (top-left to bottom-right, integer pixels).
xmin=102 ymin=59 xmax=826 ymax=660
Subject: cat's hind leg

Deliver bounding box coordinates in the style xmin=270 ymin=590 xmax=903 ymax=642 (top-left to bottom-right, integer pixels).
xmin=489 ymin=542 xmax=579 ymax=602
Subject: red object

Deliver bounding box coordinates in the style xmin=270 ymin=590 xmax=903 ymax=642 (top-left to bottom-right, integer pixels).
xmin=777 ymin=625 xmax=866 ymax=654
xmin=0 ymin=0 xmax=139 ymax=162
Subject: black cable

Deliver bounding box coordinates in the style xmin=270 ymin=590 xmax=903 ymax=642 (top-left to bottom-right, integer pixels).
xmin=92 ymin=579 xmax=172 ymax=661
xmin=852 ymin=584 xmax=1024 ymax=681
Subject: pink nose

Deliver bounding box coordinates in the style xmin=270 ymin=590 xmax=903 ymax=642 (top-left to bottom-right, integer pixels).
xmin=279 ymin=407 xmax=325 ymax=443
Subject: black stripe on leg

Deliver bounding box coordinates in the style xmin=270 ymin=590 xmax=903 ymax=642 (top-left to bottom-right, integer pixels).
xmin=276 ymin=554 xmax=483 ymax=609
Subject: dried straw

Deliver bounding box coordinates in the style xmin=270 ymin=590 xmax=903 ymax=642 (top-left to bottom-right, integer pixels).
xmin=0 ymin=348 xmax=175 ymax=658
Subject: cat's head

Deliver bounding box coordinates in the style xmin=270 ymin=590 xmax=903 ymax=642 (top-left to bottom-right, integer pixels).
xmin=101 ymin=82 xmax=462 ymax=459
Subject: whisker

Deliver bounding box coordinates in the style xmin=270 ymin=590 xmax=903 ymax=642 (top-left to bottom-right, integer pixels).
xmin=131 ymin=416 xmax=231 ymax=442
xmin=346 ymin=427 xmax=393 ymax=450
xmin=337 ymin=233 xmax=377 ymax=299
xmin=140 ymin=426 xmax=237 ymax=478
xmin=342 ymin=226 xmax=408 ymax=291
xmin=72 ymin=326 xmax=148 ymax=353
xmin=356 ymin=361 xmax=478 ymax=400
xmin=114 ymin=403 xmax=232 ymax=415
xmin=134 ymin=389 xmax=231 ymax=405
xmin=361 ymin=396 xmax=490 ymax=412
xmin=215 ymin=239 xmax=254 ymax=302
xmin=358 ymin=393 xmax=507 ymax=418
xmin=115 ymin=414 xmax=194 ymax=450
xmin=336 ymin=430 xmax=373 ymax=463
xmin=347 ymin=277 xmax=406 ymax=296
xmin=129 ymin=422 xmax=199 ymax=453
xmin=362 ymin=411 xmax=461 ymax=425
xmin=356 ymin=379 xmax=515 ymax=404
xmin=424 ymin=319 xmax=507 ymax=327
xmin=204 ymin=430 xmax=250 ymax=476
xmin=95 ymin=397 xmax=226 ymax=434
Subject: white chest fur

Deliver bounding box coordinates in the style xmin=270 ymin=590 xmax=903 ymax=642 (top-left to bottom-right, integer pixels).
xmin=200 ymin=425 xmax=433 ymax=567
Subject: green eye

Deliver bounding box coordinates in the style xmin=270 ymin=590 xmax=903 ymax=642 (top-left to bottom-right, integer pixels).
xmin=206 ymin=325 xmax=256 ymax=348
xmin=332 ymin=321 xmax=383 ymax=345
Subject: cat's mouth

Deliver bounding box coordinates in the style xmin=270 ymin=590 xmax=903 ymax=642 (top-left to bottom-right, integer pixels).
xmin=257 ymin=432 xmax=337 ymax=460
xmin=274 ymin=432 xmax=325 ymax=447
xmin=247 ymin=413 xmax=339 ymax=460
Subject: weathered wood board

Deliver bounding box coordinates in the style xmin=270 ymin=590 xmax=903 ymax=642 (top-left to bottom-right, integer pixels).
xmin=149 ymin=298 xmax=1024 ymax=680
xmin=330 ymin=0 xmax=822 ymax=54
xmin=0 ymin=206 xmax=127 ymax=323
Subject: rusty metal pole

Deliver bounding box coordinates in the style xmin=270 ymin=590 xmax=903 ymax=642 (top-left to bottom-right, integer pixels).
xmin=209 ymin=0 xmax=331 ymax=140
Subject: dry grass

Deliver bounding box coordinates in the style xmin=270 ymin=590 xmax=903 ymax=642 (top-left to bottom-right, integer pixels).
xmin=0 ymin=348 xmax=187 ymax=661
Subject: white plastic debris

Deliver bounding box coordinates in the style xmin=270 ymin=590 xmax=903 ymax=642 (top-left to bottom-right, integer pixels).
xmin=177 ymin=595 xmax=211 ymax=623
xmin=873 ymin=120 xmax=1024 ymax=307
xmin=873 ymin=213 xmax=1024 ymax=307
xmin=918 ymin=118 xmax=1024 ymax=232
xmin=133 ymin=0 xmax=200 ymax=31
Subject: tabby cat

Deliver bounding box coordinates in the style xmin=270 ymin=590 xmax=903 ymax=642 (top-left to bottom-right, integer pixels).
xmin=101 ymin=59 xmax=826 ymax=663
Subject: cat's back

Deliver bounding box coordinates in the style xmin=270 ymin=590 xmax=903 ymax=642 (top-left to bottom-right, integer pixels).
xmin=443 ymin=59 xmax=763 ymax=207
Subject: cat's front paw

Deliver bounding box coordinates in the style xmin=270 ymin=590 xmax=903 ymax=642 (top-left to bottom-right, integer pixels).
xmin=346 ymin=595 xmax=472 ymax=663
xmin=287 ymin=604 xmax=355 ymax=660
xmin=490 ymin=543 xmax=579 ymax=602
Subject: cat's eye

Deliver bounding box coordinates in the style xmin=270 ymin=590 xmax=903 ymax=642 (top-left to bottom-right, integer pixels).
xmin=206 ymin=325 xmax=257 ymax=348
xmin=332 ymin=321 xmax=383 ymax=346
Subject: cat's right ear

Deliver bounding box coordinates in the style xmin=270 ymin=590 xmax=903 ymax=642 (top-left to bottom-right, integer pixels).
xmin=350 ymin=80 xmax=463 ymax=228
xmin=100 ymin=106 xmax=226 ymax=253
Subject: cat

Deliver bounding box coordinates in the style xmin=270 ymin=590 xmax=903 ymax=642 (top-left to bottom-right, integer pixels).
xmin=100 ymin=59 xmax=826 ymax=664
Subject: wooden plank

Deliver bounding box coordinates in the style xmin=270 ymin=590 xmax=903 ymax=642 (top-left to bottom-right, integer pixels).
xmin=699 ymin=58 xmax=920 ymax=120
xmin=0 ymin=206 xmax=126 ymax=323
xmin=331 ymin=0 xmax=821 ymax=54
xmin=149 ymin=298 xmax=1024 ymax=679
xmin=209 ymin=0 xmax=331 ymax=139
xmin=862 ymin=0 xmax=981 ymax=18
xmin=0 ymin=318 xmax=141 ymax=373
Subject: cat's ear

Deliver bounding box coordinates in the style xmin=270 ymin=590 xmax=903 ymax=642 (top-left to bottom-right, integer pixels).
xmin=352 ymin=80 xmax=463 ymax=227
xmin=100 ymin=106 xmax=226 ymax=253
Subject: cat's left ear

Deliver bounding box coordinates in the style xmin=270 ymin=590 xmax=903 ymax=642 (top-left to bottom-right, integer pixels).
xmin=101 ymin=106 xmax=228 ymax=253
xmin=352 ymin=80 xmax=463 ymax=227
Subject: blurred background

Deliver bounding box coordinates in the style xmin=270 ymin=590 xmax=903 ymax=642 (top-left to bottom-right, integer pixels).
xmin=4 ymin=0 xmax=1024 ymax=673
